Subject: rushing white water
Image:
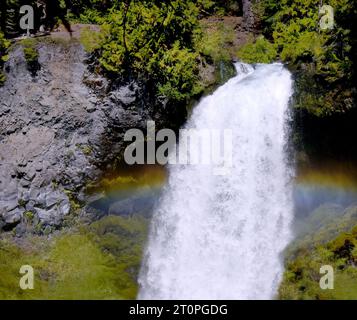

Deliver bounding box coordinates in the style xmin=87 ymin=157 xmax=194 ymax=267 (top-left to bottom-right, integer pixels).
xmin=139 ymin=63 xmax=294 ymax=300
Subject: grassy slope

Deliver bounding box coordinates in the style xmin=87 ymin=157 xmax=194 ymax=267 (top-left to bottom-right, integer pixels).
xmin=0 ymin=215 xmax=148 ymax=300
xmin=280 ymin=205 xmax=357 ymax=299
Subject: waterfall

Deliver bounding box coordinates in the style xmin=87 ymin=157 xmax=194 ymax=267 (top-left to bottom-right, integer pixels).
xmin=138 ymin=63 xmax=294 ymax=300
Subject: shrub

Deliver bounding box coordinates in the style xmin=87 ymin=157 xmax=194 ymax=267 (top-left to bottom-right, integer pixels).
xmin=74 ymin=0 xmax=243 ymax=102
xmin=80 ymin=26 xmax=106 ymax=53
xmin=237 ymin=36 xmax=277 ymax=64
xmin=0 ymin=31 xmax=10 ymax=86
xmin=148 ymin=42 xmax=201 ymax=101
xmin=257 ymin=0 xmax=356 ymax=115
xmin=21 ymin=39 xmax=39 ymax=64
xmin=20 ymin=38 xmax=40 ymax=75
xmin=87 ymin=0 xmax=217 ymax=102
xmin=195 ymin=21 xmax=236 ymax=63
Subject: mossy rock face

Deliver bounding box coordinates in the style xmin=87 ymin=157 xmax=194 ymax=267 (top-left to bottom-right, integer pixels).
xmin=216 ymin=60 xmax=236 ymax=85
xmin=280 ymin=205 xmax=357 ymax=300
xmin=0 ymin=215 xmax=148 ymax=299
xmin=196 ymin=59 xmax=237 ymax=103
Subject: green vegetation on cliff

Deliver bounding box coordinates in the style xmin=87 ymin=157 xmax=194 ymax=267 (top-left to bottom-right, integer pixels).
xmin=20 ymin=38 xmax=40 ymax=75
xmin=237 ymin=35 xmax=277 ymax=63
xmin=80 ymin=0 xmax=238 ymax=102
xmin=280 ymin=206 xmax=357 ymax=299
xmin=0 ymin=0 xmax=242 ymax=101
xmin=280 ymin=226 xmax=357 ymax=299
xmin=1 ymin=1 xmax=355 ymax=113
xmin=0 ymin=31 xmax=9 ymax=85
xmin=238 ymin=0 xmax=356 ymax=116
xmin=76 ymin=0 xmax=357 ymax=112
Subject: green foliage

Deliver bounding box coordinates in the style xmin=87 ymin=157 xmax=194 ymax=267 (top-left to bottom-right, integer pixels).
xmin=0 ymin=0 xmax=239 ymax=101
xmin=0 ymin=215 xmax=148 ymax=299
xmin=198 ymin=0 xmax=242 ymax=16
xmin=68 ymin=8 xmax=106 ymax=25
xmin=21 ymin=40 xmax=39 ymax=64
xmin=80 ymin=26 xmax=103 ymax=53
xmin=66 ymin=0 xmax=241 ymax=22
xmin=237 ymin=36 xmax=277 ymax=64
xmin=85 ymin=0 xmax=239 ymax=102
xmin=0 ymin=30 xmax=10 ymax=86
xmin=280 ymin=206 xmax=357 ymax=300
xmin=280 ymin=229 xmax=357 ymax=300
xmin=248 ymin=0 xmax=357 ymax=116
xmin=0 ymin=72 xmax=6 ymax=86
xmin=0 ymin=31 xmax=9 ymax=62
xmin=287 ymin=205 xmax=357 ymax=260
xmin=20 ymin=38 xmax=40 ymax=75
xmin=195 ymin=21 xmax=236 ymax=64
xmin=98 ymin=1 xmax=200 ymax=71
xmin=23 ymin=211 xmax=35 ymax=223
xmin=148 ymin=42 xmax=201 ymax=101
xmin=92 ymin=0 xmax=203 ymax=102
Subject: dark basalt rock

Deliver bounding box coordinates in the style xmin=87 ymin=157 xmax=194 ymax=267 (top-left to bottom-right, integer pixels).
xmin=0 ymin=39 xmax=186 ymax=234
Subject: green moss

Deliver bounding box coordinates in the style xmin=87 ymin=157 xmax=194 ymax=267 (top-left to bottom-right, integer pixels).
xmin=23 ymin=211 xmax=35 ymax=223
xmin=18 ymin=199 xmax=27 ymax=208
xmin=0 ymin=215 xmax=148 ymax=299
xmin=63 ymin=189 xmax=82 ymax=214
xmin=280 ymin=206 xmax=357 ymax=300
xmin=78 ymin=144 xmax=93 ymax=156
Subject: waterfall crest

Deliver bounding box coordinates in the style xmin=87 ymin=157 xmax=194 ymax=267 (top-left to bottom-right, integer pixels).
xmin=139 ymin=63 xmax=294 ymax=300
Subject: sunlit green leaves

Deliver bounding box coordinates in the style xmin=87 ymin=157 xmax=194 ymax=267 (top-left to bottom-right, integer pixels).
xmin=94 ymin=0 xmax=203 ymax=101
xmin=0 ymin=30 xmax=10 ymax=86
xmin=237 ymin=36 xmax=277 ymax=64
xmin=255 ymin=0 xmax=357 ymax=115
